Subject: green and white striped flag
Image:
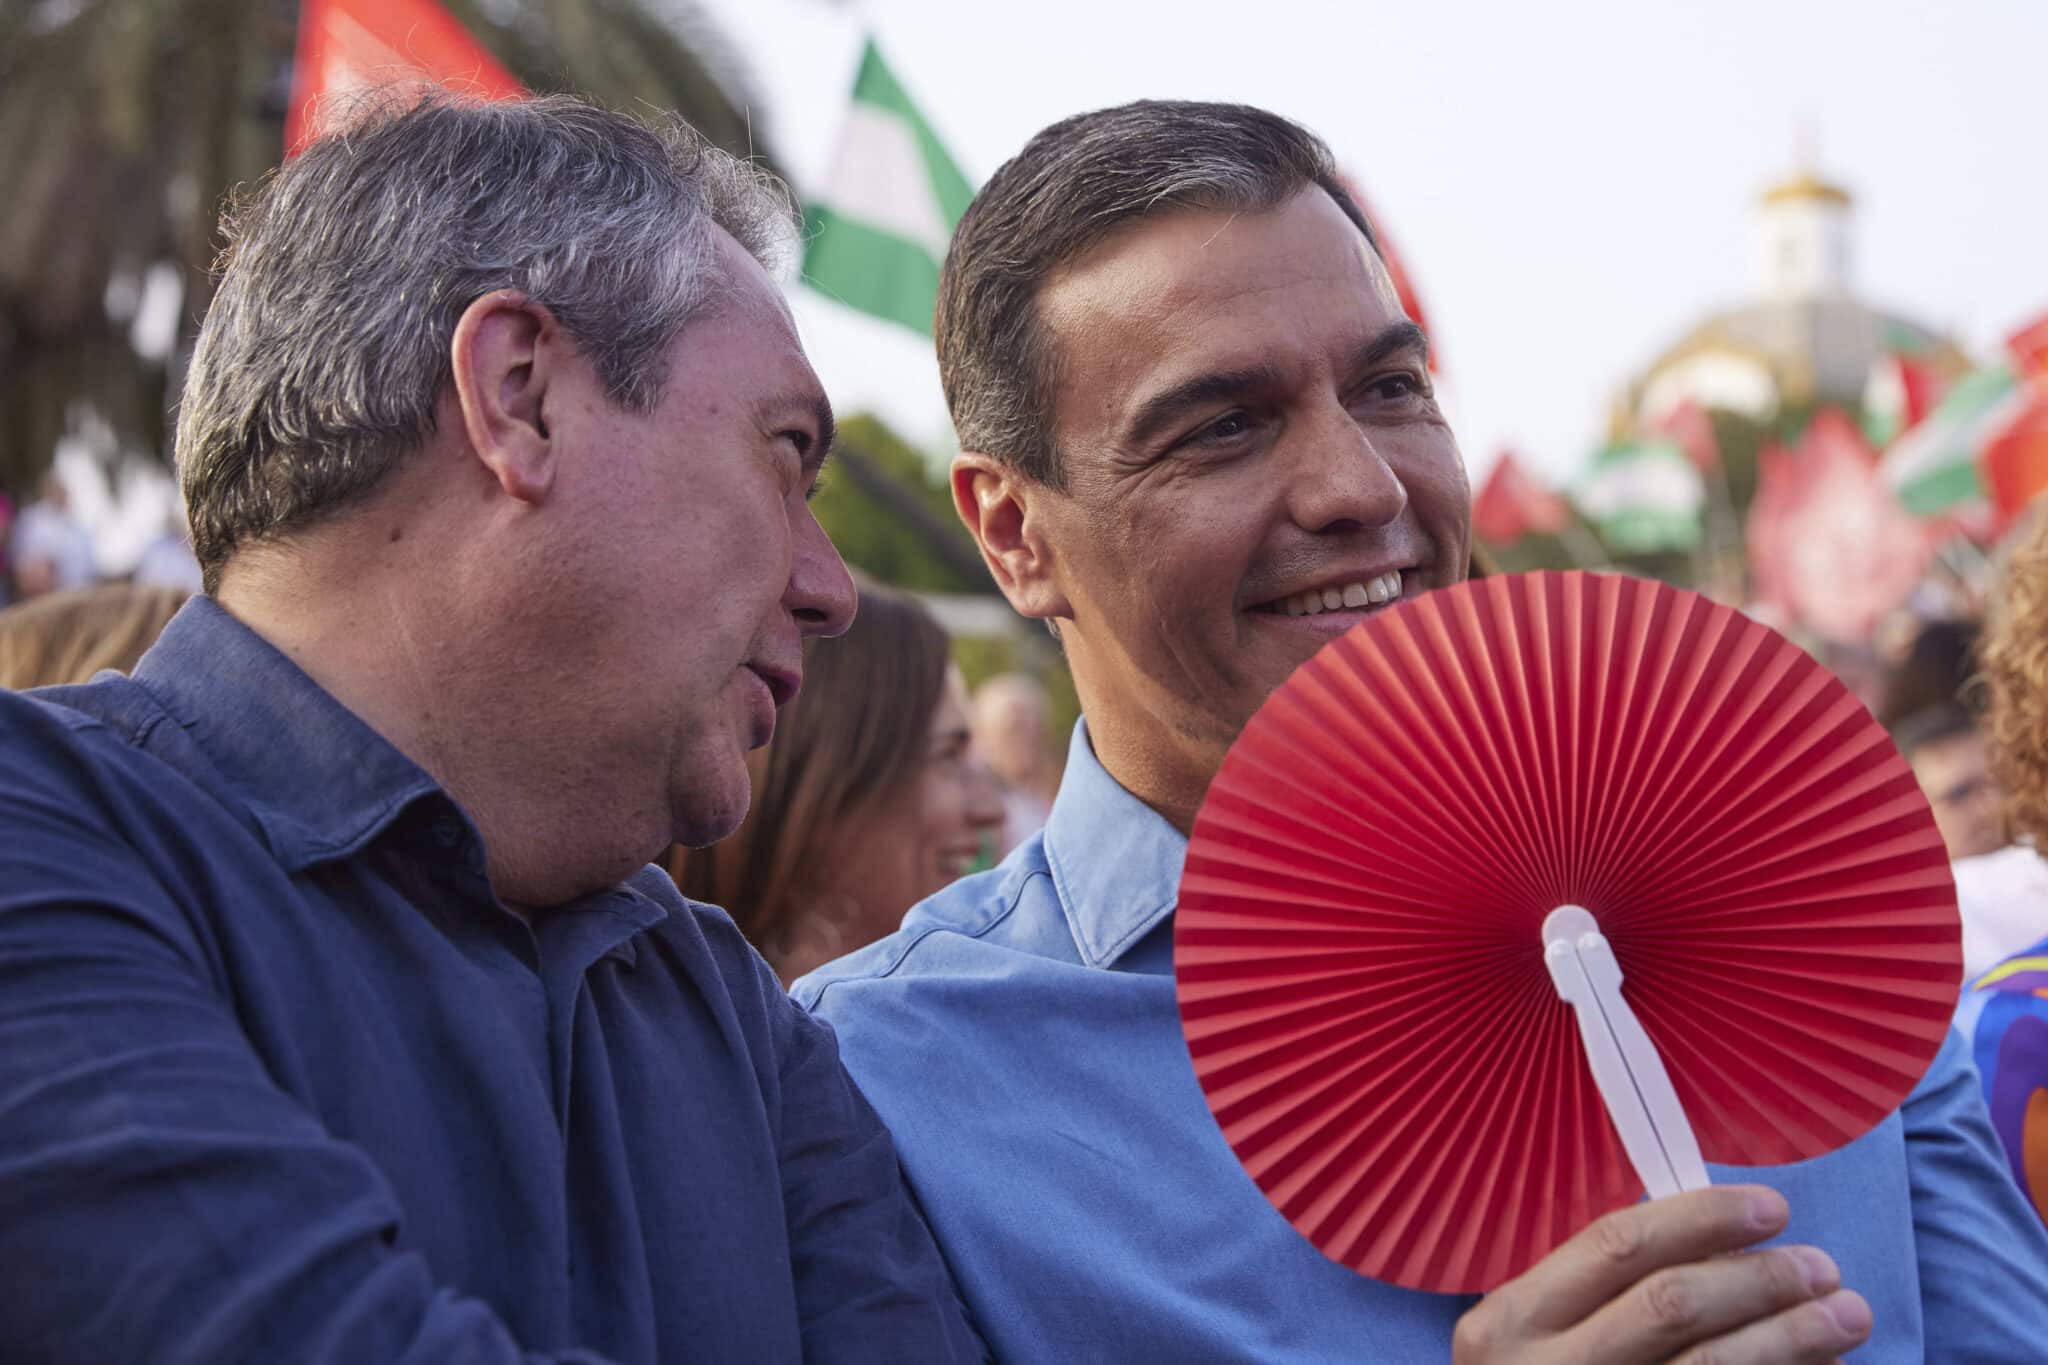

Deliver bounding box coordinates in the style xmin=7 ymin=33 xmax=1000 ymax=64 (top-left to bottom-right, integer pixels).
xmin=801 ymin=40 xmax=975 ymax=336
xmin=1574 ymin=439 xmax=1704 ymax=554
xmin=1880 ymin=362 xmax=2029 ymax=516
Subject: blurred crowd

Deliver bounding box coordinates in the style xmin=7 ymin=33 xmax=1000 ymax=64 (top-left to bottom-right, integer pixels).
xmin=0 ymin=470 xmax=205 ymax=608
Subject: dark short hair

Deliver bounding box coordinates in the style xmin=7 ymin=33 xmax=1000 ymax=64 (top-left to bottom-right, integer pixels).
xmin=1891 ymin=701 xmax=1980 ymax=764
xmin=1877 ymin=618 xmax=1982 ymax=728
xmin=177 ymin=94 xmax=793 ymax=593
xmin=935 ymin=100 xmax=1377 ymax=489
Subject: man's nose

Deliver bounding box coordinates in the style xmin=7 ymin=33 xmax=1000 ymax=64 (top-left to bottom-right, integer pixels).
xmin=1285 ymin=398 xmax=1408 ymax=534
xmin=787 ymin=511 xmax=857 ymax=639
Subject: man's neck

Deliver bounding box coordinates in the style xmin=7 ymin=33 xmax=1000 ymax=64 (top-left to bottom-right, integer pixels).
xmin=215 ymin=526 xmax=650 ymax=909
xmin=1072 ymin=707 xmax=1219 ymax=841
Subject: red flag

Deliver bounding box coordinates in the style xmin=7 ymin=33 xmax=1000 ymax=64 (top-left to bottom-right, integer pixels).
xmin=2010 ymin=312 xmax=2048 ymax=381
xmin=1339 ymin=176 xmax=1439 ymax=374
xmin=1653 ymin=398 xmax=1720 ymax=472
xmin=1747 ymin=409 xmax=1927 ymax=644
xmin=1983 ymin=397 xmax=2048 ymax=527
xmin=1984 ymin=310 xmax=2048 ymax=524
xmin=1472 ymin=450 xmax=1568 ymax=545
xmin=289 ymin=0 xmax=525 ymax=153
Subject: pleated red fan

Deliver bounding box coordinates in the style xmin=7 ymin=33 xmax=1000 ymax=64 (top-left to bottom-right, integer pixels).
xmin=1175 ymin=571 xmax=1960 ymax=1295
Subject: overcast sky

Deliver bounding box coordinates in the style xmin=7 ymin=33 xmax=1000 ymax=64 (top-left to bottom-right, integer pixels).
xmin=699 ymin=0 xmax=2046 ymax=487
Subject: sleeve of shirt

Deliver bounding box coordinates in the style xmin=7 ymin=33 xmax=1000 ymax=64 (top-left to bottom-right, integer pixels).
xmin=763 ymin=961 xmax=985 ymax=1363
xmin=1905 ymin=1026 xmax=2048 ymax=1355
xmin=0 ymin=709 xmax=614 ymax=1365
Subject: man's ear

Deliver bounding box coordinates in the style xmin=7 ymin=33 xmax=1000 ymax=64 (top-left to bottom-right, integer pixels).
xmin=951 ymin=452 xmax=1072 ymax=623
xmin=448 ymin=290 xmax=562 ymax=504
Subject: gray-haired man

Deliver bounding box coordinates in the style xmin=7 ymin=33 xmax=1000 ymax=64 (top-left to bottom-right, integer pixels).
xmin=0 ymin=97 xmax=975 ymax=1363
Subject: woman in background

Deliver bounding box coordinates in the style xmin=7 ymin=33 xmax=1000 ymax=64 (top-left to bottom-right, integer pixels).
xmin=670 ymin=581 xmax=1005 ymax=985
xmin=0 ymin=582 xmax=188 ymax=690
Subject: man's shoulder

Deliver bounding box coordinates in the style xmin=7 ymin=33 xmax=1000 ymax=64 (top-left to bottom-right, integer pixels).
xmin=0 ymin=675 xmax=299 ymax=907
xmin=0 ymin=676 xmax=172 ymax=784
xmin=0 ymin=680 xmax=270 ymax=966
xmin=632 ymin=867 xmax=824 ymax=1033
xmin=634 ymin=867 xmax=764 ymax=970
xmin=792 ymin=842 xmax=1063 ymax=1013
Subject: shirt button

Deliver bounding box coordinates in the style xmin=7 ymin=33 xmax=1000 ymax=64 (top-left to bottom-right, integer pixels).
xmin=431 ymin=822 xmax=462 ymax=848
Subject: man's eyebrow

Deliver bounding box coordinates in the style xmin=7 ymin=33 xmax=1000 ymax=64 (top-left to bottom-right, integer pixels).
xmin=1348 ymin=320 xmax=1431 ymax=375
xmin=811 ymin=398 xmax=838 ymax=473
xmin=1124 ymin=365 xmax=1283 ymax=448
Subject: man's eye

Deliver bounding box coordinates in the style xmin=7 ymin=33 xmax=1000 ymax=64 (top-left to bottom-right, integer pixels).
xmin=1371 ymin=374 xmax=1422 ymax=401
xmin=1196 ymin=412 xmax=1252 ymax=444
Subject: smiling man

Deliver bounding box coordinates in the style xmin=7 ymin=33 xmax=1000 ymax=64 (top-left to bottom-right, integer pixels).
xmin=794 ymin=100 xmax=2048 ymax=1362
xmin=0 ymin=97 xmax=975 ymax=1363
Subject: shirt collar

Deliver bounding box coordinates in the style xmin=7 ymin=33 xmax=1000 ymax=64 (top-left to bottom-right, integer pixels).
xmin=1041 ymin=717 xmax=1190 ymax=968
xmin=130 ymin=597 xmax=443 ymax=871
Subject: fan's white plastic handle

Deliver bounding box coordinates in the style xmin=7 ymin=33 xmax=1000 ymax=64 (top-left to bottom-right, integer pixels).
xmin=1543 ymin=906 xmax=1710 ymax=1199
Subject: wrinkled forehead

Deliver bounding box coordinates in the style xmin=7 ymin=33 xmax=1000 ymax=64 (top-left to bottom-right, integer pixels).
xmin=706 ymin=229 xmax=802 ymax=333
xmin=1051 ymin=191 xmax=1382 ymax=301
xmin=702 ymin=227 xmax=821 ymax=381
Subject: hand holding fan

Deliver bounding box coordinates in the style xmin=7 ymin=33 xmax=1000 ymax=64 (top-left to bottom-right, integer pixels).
xmin=1175 ymin=571 xmax=1959 ymax=1294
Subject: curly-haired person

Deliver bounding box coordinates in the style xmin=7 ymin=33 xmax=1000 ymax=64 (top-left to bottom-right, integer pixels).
xmin=1957 ymin=509 xmax=2048 ymax=1231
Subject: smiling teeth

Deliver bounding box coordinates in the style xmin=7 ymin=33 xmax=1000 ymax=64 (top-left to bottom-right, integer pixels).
xmin=1281 ymin=571 xmax=1404 ymax=616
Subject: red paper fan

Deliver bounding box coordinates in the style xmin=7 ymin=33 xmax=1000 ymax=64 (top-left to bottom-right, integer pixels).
xmin=1175 ymin=571 xmax=1960 ymax=1294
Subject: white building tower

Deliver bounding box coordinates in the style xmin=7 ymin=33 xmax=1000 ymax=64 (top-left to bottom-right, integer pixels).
xmin=1753 ymin=171 xmax=1854 ymax=301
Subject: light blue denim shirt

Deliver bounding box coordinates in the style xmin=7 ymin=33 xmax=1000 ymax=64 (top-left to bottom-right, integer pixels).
xmin=797 ymin=720 xmax=2048 ymax=1362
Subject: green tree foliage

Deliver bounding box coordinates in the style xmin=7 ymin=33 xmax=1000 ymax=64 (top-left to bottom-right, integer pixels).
xmin=805 ymin=412 xmax=1074 ymax=739
xmin=814 ymin=413 xmax=994 ymax=595
xmin=951 ymin=630 xmax=1082 ymax=754
xmin=0 ymin=0 xmax=776 ymax=500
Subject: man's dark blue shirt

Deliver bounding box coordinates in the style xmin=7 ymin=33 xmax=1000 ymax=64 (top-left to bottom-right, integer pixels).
xmin=0 ymin=597 xmax=976 ymax=1363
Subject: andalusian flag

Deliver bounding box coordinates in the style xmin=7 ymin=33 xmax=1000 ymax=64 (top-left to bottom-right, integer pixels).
xmin=1880 ymin=363 xmax=2030 ymax=515
xmin=802 ymin=41 xmax=975 ymax=336
xmin=1574 ymin=440 xmax=1704 ymax=553
xmin=1861 ymin=351 xmax=1946 ymax=450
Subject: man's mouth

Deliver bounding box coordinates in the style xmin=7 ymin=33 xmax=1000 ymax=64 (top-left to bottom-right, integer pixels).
xmin=1254 ymin=570 xmax=1407 ymax=618
xmin=746 ymin=664 xmax=801 ymax=708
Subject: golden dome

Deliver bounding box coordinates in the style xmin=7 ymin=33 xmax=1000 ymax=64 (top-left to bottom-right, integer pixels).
xmin=1760 ymin=172 xmax=1852 ymax=208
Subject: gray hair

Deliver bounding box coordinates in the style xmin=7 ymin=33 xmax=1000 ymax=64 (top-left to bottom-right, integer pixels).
xmin=177 ymin=93 xmax=795 ymax=591
xmin=935 ymin=100 xmax=1377 ymax=490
